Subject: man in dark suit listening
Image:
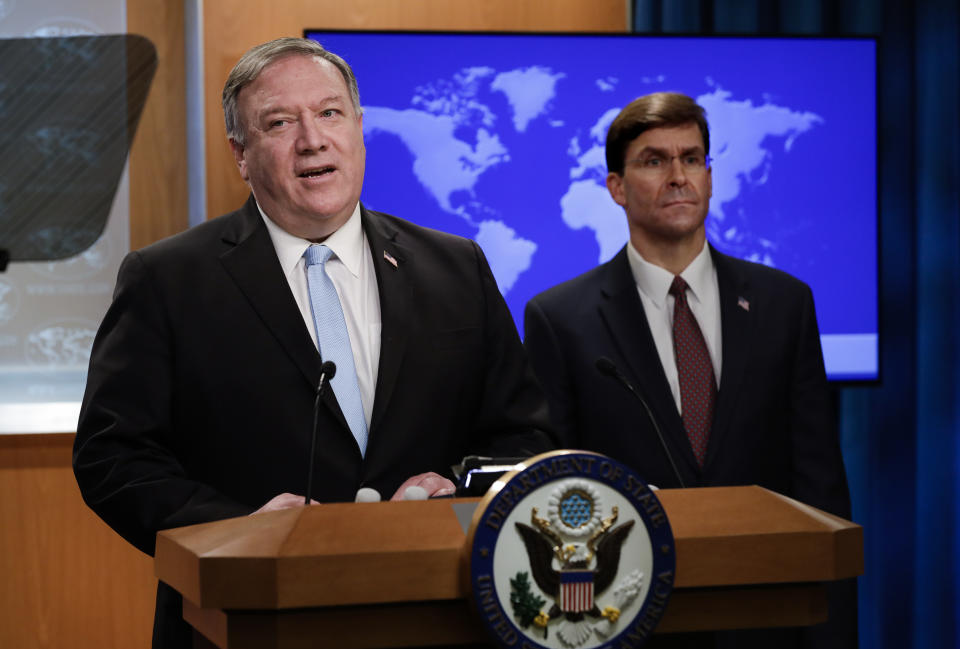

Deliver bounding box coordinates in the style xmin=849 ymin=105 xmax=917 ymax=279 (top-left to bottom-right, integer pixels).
xmin=523 ymin=92 xmax=855 ymax=648
xmin=74 ymin=37 xmax=551 ymax=648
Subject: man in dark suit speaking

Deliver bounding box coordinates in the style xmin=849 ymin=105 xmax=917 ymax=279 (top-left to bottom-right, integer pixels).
xmin=74 ymin=38 xmax=551 ymax=648
xmin=523 ymin=92 xmax=854 ymax=648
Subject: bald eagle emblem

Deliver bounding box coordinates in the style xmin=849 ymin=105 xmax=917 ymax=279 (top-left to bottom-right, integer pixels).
xmin=511 ymin=480 xmax=642 ymax=647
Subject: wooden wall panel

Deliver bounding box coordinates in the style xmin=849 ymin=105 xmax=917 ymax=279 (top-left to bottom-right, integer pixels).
xmin=129 ymin=0 xmax=189 ymax=248
xmin=203 ymin=0 xmax=628 ymax=219
xmin=0 ymin=434 xmax=155 ymax=649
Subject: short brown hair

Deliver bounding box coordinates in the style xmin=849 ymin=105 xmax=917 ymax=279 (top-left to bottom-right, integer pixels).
xmin=222 ymin=37 xmax=361 ymax=146
xmin=605 ymin=92 xmax=709 ymax=175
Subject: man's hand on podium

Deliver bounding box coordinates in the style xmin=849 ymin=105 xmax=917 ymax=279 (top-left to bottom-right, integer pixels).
xmin=390 ymin=472 xmax=456 ymax=501
xmin=253 ymin=493 xmax=319 ymax=514
xmin=248 ymin=475 xmax=455 ymax=513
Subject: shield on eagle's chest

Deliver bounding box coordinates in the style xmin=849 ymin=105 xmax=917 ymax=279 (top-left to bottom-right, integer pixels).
xmin=559 ymin=569 xmax=594 ymax=612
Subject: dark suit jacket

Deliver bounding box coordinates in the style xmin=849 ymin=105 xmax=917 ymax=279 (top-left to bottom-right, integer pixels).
xmin=524 ymin=245 xmax=855 ymax=648
xmin=74 ymin=197 xmax=552 ymax=648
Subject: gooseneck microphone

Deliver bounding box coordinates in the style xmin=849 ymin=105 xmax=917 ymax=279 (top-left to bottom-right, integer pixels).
xmin=305 ymin=361 xmax=337 ymax=505
xmin=595 ymin=357 xmax=686 ymax=489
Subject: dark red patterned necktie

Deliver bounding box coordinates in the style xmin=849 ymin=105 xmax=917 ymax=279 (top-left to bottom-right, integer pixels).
xmin=669 ymin=276 xmax=716 ymax=467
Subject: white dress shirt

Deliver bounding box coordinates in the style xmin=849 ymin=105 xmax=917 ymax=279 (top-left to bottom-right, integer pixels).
xmin=260 ymin=203 xmax=381 ymax=429
xmin=625 ymin=240 xmax=722 ymax=415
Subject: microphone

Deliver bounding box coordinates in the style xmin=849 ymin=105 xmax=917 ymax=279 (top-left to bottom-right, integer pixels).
xmin=305 ymin=361 xmax=337 ymax=505
xmin=355 ymin=487 xmax=382 ymax=503
xmin=401 ymin=485 xmax=428 ymax=501
xmin=595 ymin=357 xmax=686 ymax=489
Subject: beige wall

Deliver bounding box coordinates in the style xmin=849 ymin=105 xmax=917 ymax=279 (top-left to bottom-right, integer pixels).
xmin=0 ymin=2 xmax=626 ymax=648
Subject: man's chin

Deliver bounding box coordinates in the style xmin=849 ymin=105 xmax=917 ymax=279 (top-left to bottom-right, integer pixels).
xmin=650 ymin=219 xmax=707 ymax=244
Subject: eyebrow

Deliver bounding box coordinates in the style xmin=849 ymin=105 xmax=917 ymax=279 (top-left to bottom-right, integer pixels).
xmin=257 ymin=94 xmax=345 ymax=119
xmin=637 ymin=144 xmax=705 ymax=157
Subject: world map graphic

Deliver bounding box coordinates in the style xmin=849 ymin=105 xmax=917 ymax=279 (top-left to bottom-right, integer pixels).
xmin=365 ymin=75 xmax=823 ymax=296
xmin=314 ymin=32 xmax=877 ymax=379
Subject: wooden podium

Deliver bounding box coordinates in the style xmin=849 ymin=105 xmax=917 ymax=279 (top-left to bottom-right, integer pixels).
xmin=154 ymin=486 xmax=862 ymax=649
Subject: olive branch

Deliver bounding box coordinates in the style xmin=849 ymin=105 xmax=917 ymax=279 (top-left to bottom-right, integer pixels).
xmin=509 ymin=571 xmax=546 ymax=631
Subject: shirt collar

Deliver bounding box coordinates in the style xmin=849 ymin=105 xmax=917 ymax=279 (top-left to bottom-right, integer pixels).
xmin=626 ymin=239 xmax=714 ymax=307
xmin=258 ymin=202 xmax=364 ymax=277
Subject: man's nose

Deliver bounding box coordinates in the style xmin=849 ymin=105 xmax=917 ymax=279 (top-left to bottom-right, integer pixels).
xmin=296 ymin=116 xmax=327 ymax=152
xmin=666 ymin=156 xmax=688 ymax=186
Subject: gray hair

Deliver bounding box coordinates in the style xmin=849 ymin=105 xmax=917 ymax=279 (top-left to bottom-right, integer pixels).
xmin=222 ymin=37 xmax=362 ymax=145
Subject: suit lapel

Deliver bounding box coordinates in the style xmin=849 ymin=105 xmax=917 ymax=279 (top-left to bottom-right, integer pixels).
xmin=704 ymin=247 xmax=754 ymax=468
xmin=218 ymin=196 xmax=351 ymax=434
xmin=361 ymin=206 xmax=411 ymax=437
xmin=596 ymin=250 xmax=700 ymax=471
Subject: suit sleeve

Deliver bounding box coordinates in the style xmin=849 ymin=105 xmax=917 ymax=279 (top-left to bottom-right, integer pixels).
xmin=73 ymin=251 xmax=251 ymax=556
xmin=523 ymin=297 xmax=580 ymax=449
xmin=467 ymin=242 xmax=557 ymax=457
xmin=788 ymin=285 xmax=852 ymax=520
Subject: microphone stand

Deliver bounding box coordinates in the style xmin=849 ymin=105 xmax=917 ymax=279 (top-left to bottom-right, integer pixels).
xmin=596 ymin=357 xmax=687 ymax=489
xmin=305 ymin=361 xmax=337 ymax=505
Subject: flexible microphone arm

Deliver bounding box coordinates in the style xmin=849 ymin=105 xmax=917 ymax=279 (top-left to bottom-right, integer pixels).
xmin=305 ymin=361 xmax=337 ymax=505
xmin=595 ymin=357 xmax=687 ymax=489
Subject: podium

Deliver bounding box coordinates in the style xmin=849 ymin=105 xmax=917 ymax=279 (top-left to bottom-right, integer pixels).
xmin=154 ymin=486 xmax=862 ymax=648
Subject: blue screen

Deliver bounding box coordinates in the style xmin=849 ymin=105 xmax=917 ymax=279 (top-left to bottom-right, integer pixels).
xmin=305 ymin=31 xmax=878 ymax=382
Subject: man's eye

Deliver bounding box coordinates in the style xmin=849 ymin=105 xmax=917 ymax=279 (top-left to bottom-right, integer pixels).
xmin=269 ymin=119 xmax=288 ymax=128
xmin=320 ymin=109 xmax=338 ymax=118
xmin=644 ymin=157 xmax=663 ymax=168
xmin=684 ymin=155 xmax=704 ymax=166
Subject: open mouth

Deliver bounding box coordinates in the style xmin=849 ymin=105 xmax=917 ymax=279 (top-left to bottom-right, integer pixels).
xmin=299 ymin=166 xmax=335 ymax=178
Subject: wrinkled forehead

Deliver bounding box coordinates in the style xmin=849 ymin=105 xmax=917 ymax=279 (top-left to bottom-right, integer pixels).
xmin=237 ymin=54 xmax=349 ymax=116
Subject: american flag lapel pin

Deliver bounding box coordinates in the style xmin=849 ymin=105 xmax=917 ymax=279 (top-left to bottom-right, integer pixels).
xmin=383 ymin=250 xmax=398 ymax=268
xmin=738 ymin=296 xmax=750 ymax=312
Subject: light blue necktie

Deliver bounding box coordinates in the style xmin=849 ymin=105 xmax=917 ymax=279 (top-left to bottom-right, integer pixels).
xmin=304 ymin=244 xmax=368 ymax=456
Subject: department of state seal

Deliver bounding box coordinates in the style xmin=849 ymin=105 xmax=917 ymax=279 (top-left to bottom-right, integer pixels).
xmin=467 ymin=451 xmax=675 ymax=649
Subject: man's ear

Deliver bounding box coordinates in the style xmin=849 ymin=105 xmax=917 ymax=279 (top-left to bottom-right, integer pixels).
xmin=229 ymin=138 xmax=249 ymax=182
xmin=606 ymin=171 xmax=626 ymax=207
